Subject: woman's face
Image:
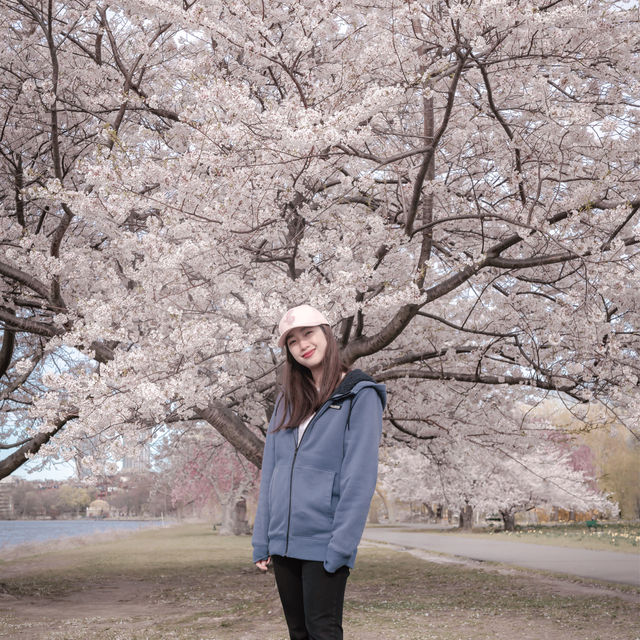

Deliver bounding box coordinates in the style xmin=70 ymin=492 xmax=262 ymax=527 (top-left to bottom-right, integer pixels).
xmin=286 ymin=325 xmax=328 ymax=372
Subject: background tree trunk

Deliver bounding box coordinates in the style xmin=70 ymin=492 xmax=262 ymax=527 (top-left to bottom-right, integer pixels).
xmin=458 ymin=503 xmax=473 ymax=530
xmin=500 ymin=510 xmax=516 ymax=532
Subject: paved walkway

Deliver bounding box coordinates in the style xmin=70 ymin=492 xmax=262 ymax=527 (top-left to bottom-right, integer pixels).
xmin=362 ymin=526 xmax=640 ymax=586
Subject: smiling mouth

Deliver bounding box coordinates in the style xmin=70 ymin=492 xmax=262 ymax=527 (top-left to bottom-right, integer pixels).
xmin=302 ymin=349 xmax=315 ymax=359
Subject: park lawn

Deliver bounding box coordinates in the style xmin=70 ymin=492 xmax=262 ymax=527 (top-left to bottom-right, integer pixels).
xmin=478 ymin=522 xmax=640 ymax=553
xmin=0 ymin=523 xmax=637 ymax=640
xmin=483 ymin=523 xmax=640 ymax=552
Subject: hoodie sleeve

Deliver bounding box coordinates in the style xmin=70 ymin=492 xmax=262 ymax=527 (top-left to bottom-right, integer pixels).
xmin=251 ymin=400 xmax=280 ymax=563
xmin=324 ymin=387 xmax=383 ymax=573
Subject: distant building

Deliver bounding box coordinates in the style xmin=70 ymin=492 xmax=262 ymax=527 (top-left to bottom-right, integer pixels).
xmin=73 ymin=432 xmax=104 ymax=480
xmin=74 ymin=431 xmax=152 ymax=479
xmin=0 ymin=478 xmax=14 ymax=518
xmin=122 ymin=440 xmax=151 ymax=474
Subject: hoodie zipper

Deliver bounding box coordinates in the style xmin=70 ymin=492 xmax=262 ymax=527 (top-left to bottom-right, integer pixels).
xmin=283 ymin=391 xmax=351 ymax=556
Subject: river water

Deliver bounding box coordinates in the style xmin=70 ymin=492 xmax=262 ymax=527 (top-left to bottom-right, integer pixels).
xmin=0 ymin=519 xmax=167 ymax=550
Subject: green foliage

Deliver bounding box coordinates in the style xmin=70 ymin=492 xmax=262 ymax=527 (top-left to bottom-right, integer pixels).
xmin=580 ymin=426 xmax=640 ymax=519
xmin=539 ymin=401 xmax=640 ymax=519
xmin=55 ymin=485 xmax=91 ymax=515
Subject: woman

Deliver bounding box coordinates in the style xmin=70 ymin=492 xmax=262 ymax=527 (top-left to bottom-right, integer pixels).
xmin=252 ymin=304 xmax=386 ymax=640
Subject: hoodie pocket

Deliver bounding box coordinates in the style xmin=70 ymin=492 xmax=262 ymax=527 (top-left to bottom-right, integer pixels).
xmin=290 ymin=465 xmax=336 ymax=538
xmin=268 ymin=465 xmax=289 ymax=539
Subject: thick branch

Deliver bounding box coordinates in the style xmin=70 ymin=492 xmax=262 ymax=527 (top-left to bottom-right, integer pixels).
xmin=0 ymin=412 xmax=78 ymax=480
xmin=0 ymin=261 xmax=50 ymax=299
xmin=0 ymin=437 xmax=32 ymax=450
xmin=487 ymin=199 xmax=640 ymax=259
xmin=342 ymin=303 xmax=419 ymax=366
xmin=0 ymin=326 xmax=15 ymax=378
xmin=49 ymin=203 xmax=73 ymax=309
xmin=342 ymin=259 xmax=486 ymax=365
xmin=0 ymin=308 xmax=62 ymax=338
xmin=196 ymin=401 xmax=264 ymax=468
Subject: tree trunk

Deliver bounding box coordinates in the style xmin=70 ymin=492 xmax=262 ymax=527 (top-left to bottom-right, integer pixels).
xmin=423 ymin=502 xmax=435 ymax=522
xmin=232 ymin=497 xmax=250 ymax=535
xmin=458 ymin=503 xmax=473 ymax=530
xmin=500 ymin=510 xmax=516 ymax=531
xmin=375 ymin=487 xmax=391 ymax=522
xmin=218 ymin=499 xmax=236 ymax=535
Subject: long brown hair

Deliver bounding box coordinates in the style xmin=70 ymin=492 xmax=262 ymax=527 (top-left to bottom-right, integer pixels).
xmin=276 ymin=325 xmax=348 ymax=430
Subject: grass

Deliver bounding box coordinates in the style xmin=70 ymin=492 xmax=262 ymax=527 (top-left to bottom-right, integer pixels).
xmin=474 ymin=522 xmax=640 ymax=552
xmin=398 ymin=521 xmax=640 ymax=553
xmin=0 ymin=523 xmax=638 ymax=640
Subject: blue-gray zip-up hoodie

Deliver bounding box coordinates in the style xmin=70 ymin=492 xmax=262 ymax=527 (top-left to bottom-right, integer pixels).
xmin=252 ymin=369 xmax=386 ymax=573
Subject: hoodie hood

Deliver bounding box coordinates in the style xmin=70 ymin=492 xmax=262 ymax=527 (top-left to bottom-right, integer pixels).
xmin=333 ymin=368 xmax=387 ymax=409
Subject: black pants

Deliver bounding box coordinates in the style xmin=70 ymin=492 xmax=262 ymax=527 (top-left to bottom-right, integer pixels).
xmin=272 ymin=555 xmax=350 ymax=640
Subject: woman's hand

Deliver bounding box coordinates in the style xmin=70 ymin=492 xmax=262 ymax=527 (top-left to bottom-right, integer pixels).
xmin=255 ymin=557 xmax=271 ymax=572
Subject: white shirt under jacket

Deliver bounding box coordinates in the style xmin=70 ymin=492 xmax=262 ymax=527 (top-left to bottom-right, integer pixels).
xmin=297 ymin=413 xmax=315 ymax=445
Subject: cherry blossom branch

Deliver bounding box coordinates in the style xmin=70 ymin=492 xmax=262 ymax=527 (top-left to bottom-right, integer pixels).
xmin=601 ymin=204 xmax=640 ymax=251
xmin=387 ymin=417 xmax=437 ymax=441
xmin=487 ymin=235 xmax=638 ymax=270
xmin=372 ymin=346 xmax=481 ymax=373
xmin=98 ymin=7 xmax=180 ymax=123
xmin=473 ymin=55 xmax=526 ymax=206
xmin=0 ymin=437 xmax=32 ymax=450
xmin=0 ymin=345 xmax=43 ymax=400
xmin=417 ymin=311 xmax=518 ymax=338
xmin=405 ymin=51 xmax=467 ymax=236
xmin=335 ymin=142 xmax=434 ymax=167
xmin=49 ymin=203 xmax=73 ymax=310
xmin=375 ymin=368 xmax=581 ymax=397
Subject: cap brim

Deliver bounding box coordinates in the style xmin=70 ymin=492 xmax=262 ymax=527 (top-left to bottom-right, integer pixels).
xmin=277 ymin=332 xmax=289 ymax=348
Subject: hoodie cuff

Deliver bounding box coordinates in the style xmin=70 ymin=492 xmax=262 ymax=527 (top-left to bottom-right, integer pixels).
xmin=324 ymin=548 xmax=351 ymax=574
xmin=253 ymin=547 xmax=269 ymax=563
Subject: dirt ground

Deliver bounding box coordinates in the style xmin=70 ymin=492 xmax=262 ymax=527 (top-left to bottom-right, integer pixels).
xmin=0 ymin=525 xmax=638 ymax=640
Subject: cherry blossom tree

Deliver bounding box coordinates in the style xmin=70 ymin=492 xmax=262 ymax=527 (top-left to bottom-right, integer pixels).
xmin=0 ymin=0 xmax=638 ymax=489
xmin=380 ymin=406 xmax=617 ymax=530
xmin=161 ymin=427 xmax=259 ymax=533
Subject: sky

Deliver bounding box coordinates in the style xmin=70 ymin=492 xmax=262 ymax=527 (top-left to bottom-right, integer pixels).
xmin=14 ymin=458 xmax=76 ymax=481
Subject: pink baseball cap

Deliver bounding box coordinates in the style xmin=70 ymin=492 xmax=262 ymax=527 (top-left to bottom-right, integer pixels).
xmin=278 ymin=304 xmax=330 ymax=348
